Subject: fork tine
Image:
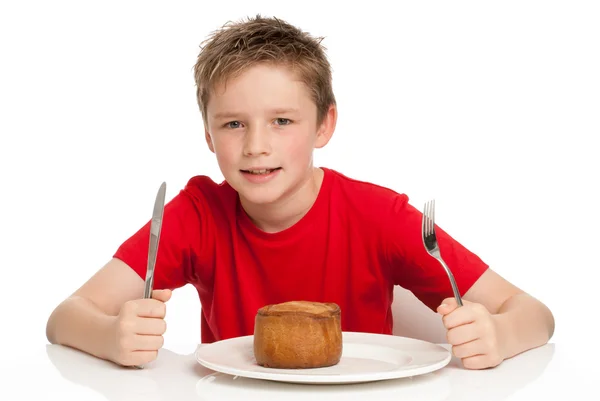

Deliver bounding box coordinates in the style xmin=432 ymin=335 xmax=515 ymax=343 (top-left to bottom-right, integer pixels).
xmin=422 ymin=198 xmax=463 ymax=306
xmin=425 ymin=200 xmax=429 ymax=236
xmin=424 ymin=200 xmax=428 ymax=235
xmin=432 ymin=198 xmax=435 ymax=229
xmin=423 ymin=201 xmax=427 ymax=236
xmin=428 ymin=200 xmax=432 ymax=235
xmin=428 ymin=200 xmax=433 ymax=235
xmin=423 ymin=199 xmax=431 ymax=236
xmin=422 ymin=201 xmax=427 ymax=236
xmin=426 ymin=199 xmax=434 ymax=236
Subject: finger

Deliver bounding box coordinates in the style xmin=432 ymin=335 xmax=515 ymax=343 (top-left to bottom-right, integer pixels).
xmin=134 ymin=317 xmax=167 ymax=335
xmin=437 ymin=298 xmax=459 ymax=315
xmin=461 ymin=353 xmax=503 ymax=370
xmin=152 ymin=289 xmax=172 ymax=303
xmin=442 ymin=303 xmax=481 ymax=329
xmin=121 ymin=351 xmax=159 ymax=367
xmin=446 ymin=323 xmax=479 ymax=346
xmin=451 ymin=339 xmax=487 ymax=359
xmin=132 ymin=334 xmax=164 ymax=351
xmin=132 ymin=299 xmax=167 ymax=318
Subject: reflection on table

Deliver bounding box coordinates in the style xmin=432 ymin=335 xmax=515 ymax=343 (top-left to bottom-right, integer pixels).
xmin=45 ymin=341 xmax=556 ymax=401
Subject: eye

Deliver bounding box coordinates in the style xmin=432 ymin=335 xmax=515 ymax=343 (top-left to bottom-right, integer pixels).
xmin=274 ymin=118 xmax=291 ymax=126
xmin=225 ymin=121 xmax=242 ymax=129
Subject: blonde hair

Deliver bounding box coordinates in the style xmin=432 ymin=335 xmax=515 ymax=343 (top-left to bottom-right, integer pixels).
xmin=193 ymin=15 xmax=336 ymax=126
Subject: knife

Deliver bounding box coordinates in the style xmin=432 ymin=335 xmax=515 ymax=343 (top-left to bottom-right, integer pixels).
xmin=134 ymin=182 xmax=166 ymax=370
xmin=143 ymin=181 xmax=166 ymax=299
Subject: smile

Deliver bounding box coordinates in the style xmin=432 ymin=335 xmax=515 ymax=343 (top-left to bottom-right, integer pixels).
xmin=241 ymin=168 xmax=282 ymax=175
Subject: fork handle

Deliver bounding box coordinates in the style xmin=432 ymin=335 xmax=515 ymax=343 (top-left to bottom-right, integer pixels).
xmin=436 ymin=258 xmax=463 ymax=307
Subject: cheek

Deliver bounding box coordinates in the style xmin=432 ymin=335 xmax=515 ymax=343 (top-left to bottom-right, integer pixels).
xmin=280 ymin=128 xmax=315 ymax=159
xmin=212 ymin=136 xmax=238 ymax=163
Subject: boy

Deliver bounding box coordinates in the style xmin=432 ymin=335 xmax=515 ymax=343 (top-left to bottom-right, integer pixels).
xmin=46 ymin=15 xmax=554 ymax=370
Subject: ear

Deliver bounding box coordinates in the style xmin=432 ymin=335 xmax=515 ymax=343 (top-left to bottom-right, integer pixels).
xmin=205 ymin=128 xmax=215 ymax=153
xmin=314 ymin=104 xmax=337 ymax=149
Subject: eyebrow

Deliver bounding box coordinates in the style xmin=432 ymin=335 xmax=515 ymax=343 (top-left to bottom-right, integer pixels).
xmin=269 ymin=108 xmax=300 ymax=115
xmin=212 ymin=108 xmax=300 ymax=120
xmin=213 ymin=112 xmax=242 ymax=120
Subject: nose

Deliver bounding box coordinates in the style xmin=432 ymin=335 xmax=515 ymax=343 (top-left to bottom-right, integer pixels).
xmin=243 ymin=125 xmax=271 ymax=156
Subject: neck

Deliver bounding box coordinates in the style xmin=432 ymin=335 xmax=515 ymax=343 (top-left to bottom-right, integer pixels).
xmin=240 ymin=167 xmax=324 ymax=233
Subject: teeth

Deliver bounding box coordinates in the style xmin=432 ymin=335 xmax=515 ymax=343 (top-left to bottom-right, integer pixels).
xmin=248 ymin=169 xmax=271 ymax=175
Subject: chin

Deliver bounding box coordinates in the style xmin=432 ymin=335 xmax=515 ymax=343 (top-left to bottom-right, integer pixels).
xmin=237 ymin=186 xmax=285 ymax=205
xmin=223 ymin=170 xmax=283 ymax=204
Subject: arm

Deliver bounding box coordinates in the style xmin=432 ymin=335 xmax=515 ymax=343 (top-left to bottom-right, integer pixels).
xmin=464 ymin=269 xmax=554 ymax=356
xmin=46 ymin=258 xmax=170 ymax=364
xmin=46 ymin=187 xmax=207 ymax=365
xmin=438 ymin=268 xmax=555 ymax=368
xmin=381 ymin=195 xmax=554 ymax=368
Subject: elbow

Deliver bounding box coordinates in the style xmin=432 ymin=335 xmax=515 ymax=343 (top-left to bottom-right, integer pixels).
xmin=46 ymin=299 xmax=68 ymax=345
xmin=531 ymin=295 xmax=555 ymax=343
xmin=46 ymin=308 xmax=58 ymax=344
xmin=544 ymin=302 xmax=556 ymax=341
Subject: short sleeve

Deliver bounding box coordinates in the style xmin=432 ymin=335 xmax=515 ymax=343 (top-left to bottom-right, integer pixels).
xmin=113 ymin=190 xmax=202 ymax=290
xmin=384 ymin=195 xmax=489 ymax=311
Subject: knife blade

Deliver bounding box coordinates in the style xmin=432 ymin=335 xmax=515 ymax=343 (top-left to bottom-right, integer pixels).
xmin=134 ymin=182 xmax=167 ymax=370
xmin=143 ymin=181 xmax=166 ymax=299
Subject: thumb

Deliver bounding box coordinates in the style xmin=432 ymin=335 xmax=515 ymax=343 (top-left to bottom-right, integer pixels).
xmin=437 ymin=297 xmax=459 ymax=315
xmin=152 ymin=289 xmax=172 ymax=303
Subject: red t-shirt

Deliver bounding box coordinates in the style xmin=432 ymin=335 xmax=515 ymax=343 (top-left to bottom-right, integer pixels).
xmin=114 ymin=167 xmax=488 ymax=343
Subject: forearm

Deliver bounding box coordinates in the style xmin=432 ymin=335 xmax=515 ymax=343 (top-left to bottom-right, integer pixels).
xmin=493 ymin=293 xmax=555 ymax=360
xmin=46 ymin=296 xmax=116 ymax=361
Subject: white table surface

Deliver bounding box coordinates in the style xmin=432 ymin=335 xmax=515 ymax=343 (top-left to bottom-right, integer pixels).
xmin=4 ymin=340 xmax=595 ymax=401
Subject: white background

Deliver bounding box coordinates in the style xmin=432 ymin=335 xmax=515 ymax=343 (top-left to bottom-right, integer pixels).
xmin=1 ymin=0 xmax=599 ymax=399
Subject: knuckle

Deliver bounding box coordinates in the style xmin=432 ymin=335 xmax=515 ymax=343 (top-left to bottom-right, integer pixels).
xmin=118 ymin=334 xmax=133 ymax=351
xmin=465 ymin=304 xmax=476 ymax=315
xmin=486 ymin=336 xmax=498 ymax=350
xmin=115 ymin=349 xmax=131 ymax=366
xmin=475 ymin=303 xmax=488 ymax=315
xmin=118 ymin=318 xmax=134 ymax=334
xmin=489 ymin=351 xmax=503 ymax=367
xmin=463 ymin=358 xmax=477 ymax=369
xmin=446 ymin=330 xmax=456 ymax=345
xmin=124 ymin=355 xmax=139 ymax=367
xmin=117 ymin=337 xmax=127 ymax=351
xmin=480 ymin=356 xmax=494 ymax=369
xmin=147 ymin=300 xmax=165 ymax=317
xmin=478 ymin=319 xmax=493 ymax=335
xmin=463 ymin=357 xmax=483 ymax=370
xmin=142 ymin=351 xmax=159 ymax=364
xmin=121 ymin=301 xmax=137 ymax=315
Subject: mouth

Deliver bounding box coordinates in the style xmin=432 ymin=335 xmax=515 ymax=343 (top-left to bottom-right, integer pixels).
xmin=240 ymin=167 xmax=282 ymax=175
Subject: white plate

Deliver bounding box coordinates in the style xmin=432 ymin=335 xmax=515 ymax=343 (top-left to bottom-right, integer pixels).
xmin=195 ymin=331 xmax=451 ymax=384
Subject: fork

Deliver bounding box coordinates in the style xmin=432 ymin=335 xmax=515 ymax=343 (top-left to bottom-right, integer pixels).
xmin=422 ymin=199 xmax=463 ymax=307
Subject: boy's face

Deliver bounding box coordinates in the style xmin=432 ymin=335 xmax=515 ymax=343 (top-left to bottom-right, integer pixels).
xmin=204 ymin=64 xmax=336 ymax=205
